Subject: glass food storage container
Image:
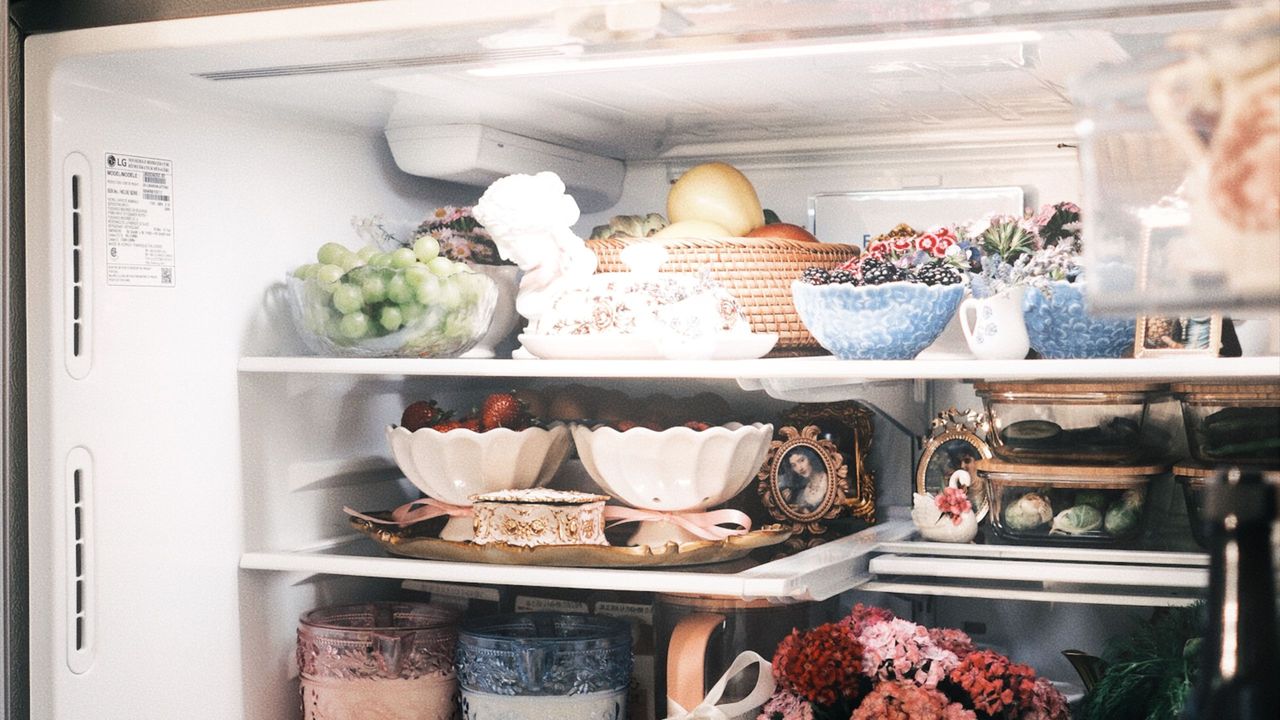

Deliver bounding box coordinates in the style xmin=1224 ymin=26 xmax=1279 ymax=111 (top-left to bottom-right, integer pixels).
xmin=1174 ymin=461 xmax=1280 ymax=550
xmin=296 ymin=601 xmax=461 ymax=720
xmin=455 ymin=612 xmax=633 ymax=720
xmin=1172 ymin=382 xmax=1280 ymax=465
xmin=974 ymin=381 xmax=1170 ymax=465
xmin=978 ymin=458 xmax=1167 ymax=547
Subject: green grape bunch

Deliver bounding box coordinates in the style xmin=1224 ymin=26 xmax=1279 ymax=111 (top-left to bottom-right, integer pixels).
xmin=288 ymin=236 xmax=497 ymax=357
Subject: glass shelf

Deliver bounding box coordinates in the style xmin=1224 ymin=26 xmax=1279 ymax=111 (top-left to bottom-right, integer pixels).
xmin=239 ymin=355 xmax=1280 ymax=383
xmin=240 ymin=519 xmax=1219 ymax=606
xmin=240 ymin=520 xmax=917 ymax=601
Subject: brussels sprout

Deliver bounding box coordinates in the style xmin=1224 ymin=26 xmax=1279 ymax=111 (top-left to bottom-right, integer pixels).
xmin=1050 ymin=504 xmax=1103 ymax=535
xmin=1076 ymin=491 xmax=1110 ymax=511
xmin=1003 ymin=492 xmax=1054 ymax=531
xmin=1104 ymin=492 xmax=1145 ymax=536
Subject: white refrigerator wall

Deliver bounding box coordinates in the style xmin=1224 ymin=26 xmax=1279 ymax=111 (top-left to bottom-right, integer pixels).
xmin=23 ymin=36 xmax=483 ymax=718
xmin=21 ymin=8 xmax=1156 ymax=720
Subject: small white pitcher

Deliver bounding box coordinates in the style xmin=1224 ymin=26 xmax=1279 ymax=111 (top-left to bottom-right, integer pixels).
xmin=960 ymin=286 xmax=1030 ymax=360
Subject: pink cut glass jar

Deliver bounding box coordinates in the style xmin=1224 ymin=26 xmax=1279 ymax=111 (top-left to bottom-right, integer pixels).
xmin=297 ymin=602 xmax=461 ymax=720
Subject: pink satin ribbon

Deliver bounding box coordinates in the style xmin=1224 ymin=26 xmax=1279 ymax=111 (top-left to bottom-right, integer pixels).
xmin=603 ymin=506 xmax=752 ymax=541
xmin=343 ymin=498 xmax=472 ymax=527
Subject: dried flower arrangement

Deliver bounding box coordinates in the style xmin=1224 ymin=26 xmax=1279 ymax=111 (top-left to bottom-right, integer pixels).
xmin=760 ymin=604 xmax=1069 ymax=720
xmin=968 ymin=202 xmax=1084 ymax=299
xmin=412 ymin=205 xmax=512 ymax=266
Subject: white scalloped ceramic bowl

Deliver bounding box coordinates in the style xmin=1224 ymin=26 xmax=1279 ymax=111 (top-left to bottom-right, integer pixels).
xmin=387 ymin=424 xmax=572 ymax=540
xmin=571 ymin=422 xmax=773 ymax=513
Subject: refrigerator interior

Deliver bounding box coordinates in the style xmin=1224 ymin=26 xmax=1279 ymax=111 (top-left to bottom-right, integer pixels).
xmin=21 ymin=2 xmax=1267 ymax=718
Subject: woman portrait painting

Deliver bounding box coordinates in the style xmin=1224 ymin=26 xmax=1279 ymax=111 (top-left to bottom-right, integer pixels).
xmin=921 ymin=437 xmax=990 ymax=519
xmin=775 ymin=444 xmax=832 ymax=516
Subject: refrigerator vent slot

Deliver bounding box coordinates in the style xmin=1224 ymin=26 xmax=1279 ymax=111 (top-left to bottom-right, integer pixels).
xmin=193 ymin=47 xmax=565 ymax=80
xmin=65 ymin=447 xmax=95 ymax=674
xmin=64 ymin=155 xmax=91 ymax=378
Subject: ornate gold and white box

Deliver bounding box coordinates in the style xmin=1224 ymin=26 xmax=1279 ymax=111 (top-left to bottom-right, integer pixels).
xmin=471 ymin=489 xmax=610 ymax=547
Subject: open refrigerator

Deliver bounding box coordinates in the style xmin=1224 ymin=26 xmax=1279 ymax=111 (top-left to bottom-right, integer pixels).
xmin=7 ymin=1 xmax=1280 ymax=718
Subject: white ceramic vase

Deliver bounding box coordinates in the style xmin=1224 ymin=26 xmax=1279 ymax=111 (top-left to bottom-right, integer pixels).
xmin=960 ymin=286 xmax=1030 ymax=360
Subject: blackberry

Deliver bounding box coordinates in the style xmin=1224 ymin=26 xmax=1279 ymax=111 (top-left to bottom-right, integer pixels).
xmin=828 ymin=269 xmax=855 ymax=285
xmin=912 ymin=261 xmax=962 ymax=286
xmin=860 ymin=258 xmax=905 ymax=285
xmin=800 ymin=267 xmax=831 ymax=285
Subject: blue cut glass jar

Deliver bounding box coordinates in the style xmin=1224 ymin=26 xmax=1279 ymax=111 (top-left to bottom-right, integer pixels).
xmin=455 ymin=612 xmax=633 ymax=720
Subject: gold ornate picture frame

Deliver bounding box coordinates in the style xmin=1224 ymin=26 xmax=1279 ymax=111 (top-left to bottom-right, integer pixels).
xmin=1135 ymin=315 xmax=1223 ymax=357
xmin=915 ymin=408 xmax=993 ymax=521
xmin=756 ymin=401 xmax=876 ymax=548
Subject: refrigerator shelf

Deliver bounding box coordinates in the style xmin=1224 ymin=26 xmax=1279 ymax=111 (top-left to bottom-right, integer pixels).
xmin=238 ymin=355 xmax=1280 ymax=382
xmin=239 ymin=520 xmax=1211 ymax=606
xmin=863 ymin=539 xmax=1209 ymax=607
xmin=240 ymin=520 xmax=918 ymax=602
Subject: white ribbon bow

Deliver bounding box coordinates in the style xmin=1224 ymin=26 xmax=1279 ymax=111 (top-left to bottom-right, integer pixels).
xmin=664 ymin=651 xmax=776 ymax=720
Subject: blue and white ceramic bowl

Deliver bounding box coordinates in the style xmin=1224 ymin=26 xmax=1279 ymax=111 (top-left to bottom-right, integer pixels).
xmin=791 ymin=280 xmax=964 ymax=360
xmin=1023 ymin=280 xmax=1135 ymax=359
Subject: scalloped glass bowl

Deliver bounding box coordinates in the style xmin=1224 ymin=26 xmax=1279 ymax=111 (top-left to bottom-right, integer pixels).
xmin=1023 ymin=280 xmax=1135 ymax=359
xmin=386 ymin=424 xmax=572 ymax=540
xmin=285 ymin=272 xmax=498 ymax=358
xmin=570 ymin=422 xmax=773 ymax=515
xmin=791 ymin=280 xmax=963 ymax=360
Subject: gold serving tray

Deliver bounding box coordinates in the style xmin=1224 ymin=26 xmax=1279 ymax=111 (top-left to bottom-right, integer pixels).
xmin=349 ymin=512 xmax=792 ymax=568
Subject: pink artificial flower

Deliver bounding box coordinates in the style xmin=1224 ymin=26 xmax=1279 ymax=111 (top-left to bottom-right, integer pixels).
xmin=849 ymin=681 xmax=977 ymax=720
xmin=916 ymin=234 xmax=938 ymax=253
xmin=839 ymin=603 xmax=897 ymax=637
xmin=927 ymin=627 xmax=977 ymax=659
xmin=935 ymin=487 xmax=973 ymax=524
xmin=857 ymin=618 xmax=960 ymax=688
xmin=756 ymin=689 xmax=815 ymax=720
xmin=891 ymin=234 xmax=915 ymax=252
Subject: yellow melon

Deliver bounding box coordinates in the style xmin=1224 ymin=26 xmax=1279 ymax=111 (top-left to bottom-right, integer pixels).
xmin=666 ymin=162 xmax=765 ymax=236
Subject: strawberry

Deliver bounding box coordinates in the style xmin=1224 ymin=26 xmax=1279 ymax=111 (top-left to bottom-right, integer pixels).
xmin=401 ymin=400 xmax=448 ymax=431
xmin=481 ymin=392 xmax=527 ymax=431
xmin=461 ymin=416 xmax=483 ymax=432
xmin=432 ymin=420 xmax=462 ymax=432
xmin=615 ymin=420 xmax=639 ymax=431
xmin=683 ymin=421 xmax=711 ymax=431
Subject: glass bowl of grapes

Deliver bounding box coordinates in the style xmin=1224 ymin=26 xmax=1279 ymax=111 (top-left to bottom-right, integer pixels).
xmin=286 ymin=235 xmax=498 ymax=358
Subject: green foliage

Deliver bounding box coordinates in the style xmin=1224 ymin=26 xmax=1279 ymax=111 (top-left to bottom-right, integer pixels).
xmin=1081 ymin=604 xmax=1203 ymax=720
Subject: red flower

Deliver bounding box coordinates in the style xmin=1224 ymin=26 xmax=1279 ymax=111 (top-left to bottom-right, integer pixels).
xmin=891 ymin=235 xmax=914 ymax=251
xmin=866 ymin=241 xmax=891 ymax=258
xmin=772 ymin=623 xmax=864 ymax=707
xmin=917 ymin=234 xmax=939 ymax=253
xmin=1017 ymin=677 xmax=1070 ymax=720
xmin=948 ymin=650 xmax=1039 ymax=717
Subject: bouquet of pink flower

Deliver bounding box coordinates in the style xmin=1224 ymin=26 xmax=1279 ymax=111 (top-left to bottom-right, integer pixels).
xmin=760 ymin=604 xmax=1069 ymax=720
xmin=412 ymin=205 xmax=511 ymax=266
xmin=935 ymin=487 xmax=973 ymax=526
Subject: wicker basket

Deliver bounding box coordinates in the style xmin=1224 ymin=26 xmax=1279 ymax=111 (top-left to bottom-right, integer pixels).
xmin=586 ymin=236 xmax=860 ymax=355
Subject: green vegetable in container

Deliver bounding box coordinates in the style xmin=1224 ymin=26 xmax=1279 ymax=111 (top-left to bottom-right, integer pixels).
xmin=1104 ymin=489 xmax=1145 ymax=536
xmin=1076 ymin=491 xmax=1110 ymax=511
xmin=1003 ymin=492 xmax=1054 ymax=531
xmin=1050 ymin=504 xmax=1104 ymax=535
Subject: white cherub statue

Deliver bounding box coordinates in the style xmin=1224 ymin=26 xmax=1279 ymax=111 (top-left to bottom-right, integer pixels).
xmin=472 ymin=171 xmax=598 ymax=329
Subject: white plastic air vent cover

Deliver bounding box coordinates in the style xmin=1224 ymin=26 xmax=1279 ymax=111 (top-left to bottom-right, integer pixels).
xmin=384 ymin=124 xmax=625 ymax=212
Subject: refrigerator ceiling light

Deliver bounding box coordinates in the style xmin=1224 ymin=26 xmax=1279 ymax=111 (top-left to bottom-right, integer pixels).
xmin=467 ymin=30 xmax=1042 ymax=77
